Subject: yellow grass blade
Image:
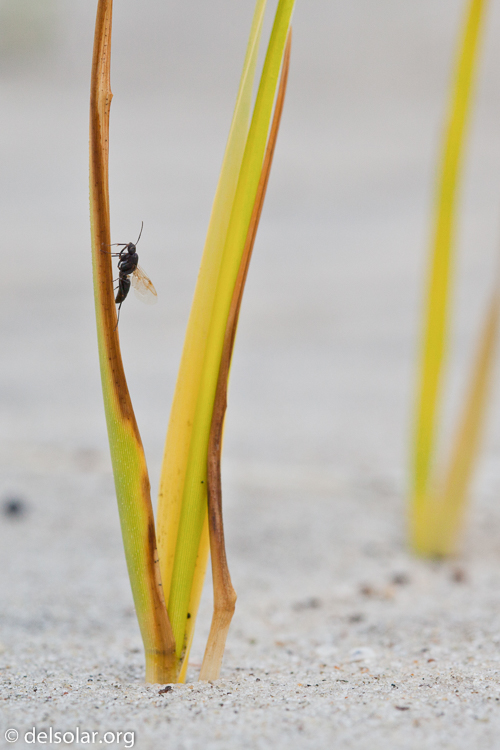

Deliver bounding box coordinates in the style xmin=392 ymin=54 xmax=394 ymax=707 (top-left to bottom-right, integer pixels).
xmin=156 ymin=0 xmax=268 ymax=673
xmin=164 ymin=0 xmax=295 ymax=667
xmin=199 ymin=29 xmax=292 ymax=683
xmin=411 ymin=0 xmax=488 ymax=555
xmin=89 ymin=0 xmax=176 ymax=683
xmin=429 ymin=288 xmax=499 ymax=556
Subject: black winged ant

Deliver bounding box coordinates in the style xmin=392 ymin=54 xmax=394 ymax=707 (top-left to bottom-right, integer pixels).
xmin=101 ymin=222 xmax=157 ymax=326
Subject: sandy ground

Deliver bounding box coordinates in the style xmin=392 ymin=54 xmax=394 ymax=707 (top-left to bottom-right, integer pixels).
xmin=3 ymin=1 xmax=500 ymax=748
xmin=2 ymin=446 xmax=500 ymax=749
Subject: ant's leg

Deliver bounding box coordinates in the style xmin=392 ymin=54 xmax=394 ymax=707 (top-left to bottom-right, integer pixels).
xmin=100 ymin=241 xmax=128 ymax=255
xmin=115 ymin=302 xmax=123 ymax=330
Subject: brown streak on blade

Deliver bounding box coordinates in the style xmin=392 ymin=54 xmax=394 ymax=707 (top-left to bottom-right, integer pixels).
xmin=90 ymin=0 xmax=141 ymax=433
xmin=146 ymin=514 xmax=177 ymax=661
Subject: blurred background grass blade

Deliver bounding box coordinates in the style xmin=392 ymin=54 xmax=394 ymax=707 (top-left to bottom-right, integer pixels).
xmin=410 ymin=0 xmax=487 ymax=556
xmin=430 ymin=288 xmax=500 ymax=556
xmin=89 ymin=0 xmax=176 ymax=684
xmin=162 ymin=0 xmax=295 ymax=670
xmin=157 ymin=0 xmax=268 ymax=676
xmin=199 ymin=30 xmax=292 ymax=683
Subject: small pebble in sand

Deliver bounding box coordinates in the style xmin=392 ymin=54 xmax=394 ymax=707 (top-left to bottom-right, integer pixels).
xmin=2 ymin=497 xmax=28 ymax=519
xmin=159 ymin=686 xmax=173 ymax=695
xmin=391 ymin=572 xmax=410 ymax=586
xmin=451 ymin=567 xmax=467 ymax=583
xmin=348 ymin=613 xmax=365 ymax=623
xmin=292 ymin=597 xmax=322 ymax=611
xmin=349 ymin=647 xmax=376 ymax=663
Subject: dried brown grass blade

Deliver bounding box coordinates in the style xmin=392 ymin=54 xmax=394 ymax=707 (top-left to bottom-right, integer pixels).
xmin=199 ymin=30 xmax=292 ymax=682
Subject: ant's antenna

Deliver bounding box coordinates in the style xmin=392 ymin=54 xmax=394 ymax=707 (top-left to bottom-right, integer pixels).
xmin=135 ymin=221 xmax=144 ymax=247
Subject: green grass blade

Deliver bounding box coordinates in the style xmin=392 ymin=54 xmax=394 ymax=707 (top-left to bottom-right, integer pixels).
xmin=166 ymin=0 xmax=295 ymax=660
xmin=157 ymin=0 xmax=268 ymax=673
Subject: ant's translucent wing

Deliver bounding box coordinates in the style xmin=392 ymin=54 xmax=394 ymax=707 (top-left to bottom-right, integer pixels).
xmin=131 ymin=266 xmax=157 ymax=305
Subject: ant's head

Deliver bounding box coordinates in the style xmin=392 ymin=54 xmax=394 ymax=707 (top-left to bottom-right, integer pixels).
xmin=126 ymin=242 xmax=136 ymax=254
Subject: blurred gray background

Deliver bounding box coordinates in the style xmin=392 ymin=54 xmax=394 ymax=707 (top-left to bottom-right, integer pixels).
xmin=2 ymin=0 xmax=500 ymax=610
xmin=3 ymin=0 xmax=500 ymax=481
